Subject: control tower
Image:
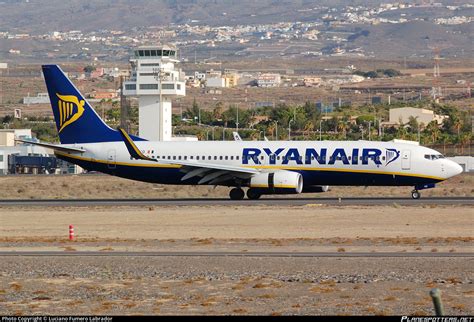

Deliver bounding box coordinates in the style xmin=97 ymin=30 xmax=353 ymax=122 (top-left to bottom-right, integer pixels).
xmin=123 ymin=45 xmax=186 ymax=141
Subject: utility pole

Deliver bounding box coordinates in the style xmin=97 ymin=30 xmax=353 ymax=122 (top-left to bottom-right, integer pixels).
xmin=274 ymin=120 xmax=278 ymax=141
xmin=319 ymin=119 xmax=323 ymax=141
xmin=288 ymin=119 xmax=294 ymax=140
xmin=236 ymin=106 xmax=239 ymax=132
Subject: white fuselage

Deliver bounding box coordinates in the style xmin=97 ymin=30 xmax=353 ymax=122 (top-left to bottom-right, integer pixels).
xmin=56 ymin=140 xmax=462 ymax=187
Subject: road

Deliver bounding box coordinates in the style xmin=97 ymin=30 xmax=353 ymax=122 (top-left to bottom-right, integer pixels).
xmin=0 ymin=197 xmax=472 ymax=207
xmin=0 ymin=251 xmax=471 ymax=258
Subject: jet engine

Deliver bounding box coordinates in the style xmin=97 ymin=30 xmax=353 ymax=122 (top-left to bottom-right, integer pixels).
xmin=249 ymin=170 xmax=303 ymax=194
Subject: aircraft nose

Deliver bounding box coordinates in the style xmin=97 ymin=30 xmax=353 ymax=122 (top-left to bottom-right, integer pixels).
xmin=447 ymin=160 xmax=463 ymax=177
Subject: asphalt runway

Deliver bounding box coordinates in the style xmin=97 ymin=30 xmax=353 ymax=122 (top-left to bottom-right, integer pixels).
xmin=0 ymin=197 xmax=472 ymax=207
xmin=0 ymin=251 xmax=471 ymax=258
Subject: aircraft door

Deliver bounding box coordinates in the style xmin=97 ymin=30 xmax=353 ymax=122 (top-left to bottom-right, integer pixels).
xmin=107 ymin=149 xmax=116 ymax=169
xmin=401 ymin=150 xmax=411 ymax=170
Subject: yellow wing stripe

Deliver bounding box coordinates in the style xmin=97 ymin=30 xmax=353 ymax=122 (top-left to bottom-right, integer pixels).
xmin=244 ymin=165 xmax=445 ymax=181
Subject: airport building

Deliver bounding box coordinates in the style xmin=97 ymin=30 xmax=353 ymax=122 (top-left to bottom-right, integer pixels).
xmin=23 ymin=93 xmax=50 ymax=105
xmin=0 ymin=129 xmax=82 ymax=175
xmin=122 ymin=45 xmax=187 ymax=141
xmin=389 ymin=107 xmax=448 ymax=126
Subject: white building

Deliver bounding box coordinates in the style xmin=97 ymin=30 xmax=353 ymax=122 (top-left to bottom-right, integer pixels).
xmin=206 ymin=77 xmax=226 ymax=88
xmin=23 ymin=93 xmax=50 ymax=105
xmin=389 ymin=107 xmax=448 ymax=126
xmin=123 ymin=45 xmax=186 ymax=141
xmin=257 ymin=73 xmax=281 ymax=87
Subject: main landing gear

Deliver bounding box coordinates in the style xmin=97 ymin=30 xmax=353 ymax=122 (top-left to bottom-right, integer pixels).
xmin=229 ymin=188 xmax=245 ymax=200
xmin=229 ymin=188 xmax=262 ymax=200
xmin=246 ymin=188 xmax=262 ymax=200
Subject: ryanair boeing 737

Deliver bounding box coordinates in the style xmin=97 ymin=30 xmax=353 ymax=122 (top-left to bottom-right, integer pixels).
xmin=19 ymin=65 xmax=463 ymax=200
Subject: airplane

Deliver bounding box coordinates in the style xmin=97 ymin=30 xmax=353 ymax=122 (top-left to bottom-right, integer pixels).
xmin=19 ymin=65 xmax=463 ymax=200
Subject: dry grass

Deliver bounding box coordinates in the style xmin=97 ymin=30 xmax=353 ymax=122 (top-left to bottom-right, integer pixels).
xmin=257 ymin=294 xmax=277 ymax=299
xmin=233 ymin=308 xmax=248 ymax=314
xmin=309 ymin=286 xmax=334 ymax=294
xmin=9 ymin=282 xmax=22 ymax=291
xmin=337 ymin=248 xmax=346 ymax=253
xmin=123 ymin=302 xmax=137 ymax=309
xmin=62 ymin=246 xmax=77 ymax=251
xmin=67 ymin=300 xmax=84 ymax=307
xmin=451 ymin=304 xmax=466 ymax=310
xmin=383 ymin=296 xmax=397 ymax=301
xmin=446 ymin=277 xmax=462 ymax=285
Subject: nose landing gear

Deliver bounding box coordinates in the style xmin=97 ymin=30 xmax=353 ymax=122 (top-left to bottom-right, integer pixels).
xmin=410 ymin=183 xmax=436 ymax=199
xmin=411 ymin=190 xmax=421 ymax=200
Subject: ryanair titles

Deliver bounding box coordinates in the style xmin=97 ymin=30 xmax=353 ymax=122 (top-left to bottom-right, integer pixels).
xmin=242 ymin=147 xmax=400 ymax=166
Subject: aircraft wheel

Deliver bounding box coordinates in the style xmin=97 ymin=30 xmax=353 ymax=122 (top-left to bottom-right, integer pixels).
xmin=246 ymin=188 xmax=261 ymax=200
xmin=411 ymin=190 xmax=421 ymax=200
xmin=229 ymin=188 xmax=245 ymax=200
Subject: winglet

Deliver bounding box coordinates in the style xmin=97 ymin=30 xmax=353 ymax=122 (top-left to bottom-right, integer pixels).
xmin=118 ymin=128 xmax=156 ymax=162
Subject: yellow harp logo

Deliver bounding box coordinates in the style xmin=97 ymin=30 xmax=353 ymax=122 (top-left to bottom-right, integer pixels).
xmin=56 ymin=94 xmax=85 ymax=133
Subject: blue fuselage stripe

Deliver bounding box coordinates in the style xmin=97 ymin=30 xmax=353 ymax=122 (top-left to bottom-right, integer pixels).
xmin=58 ymin=154 xmax=442 ymax=187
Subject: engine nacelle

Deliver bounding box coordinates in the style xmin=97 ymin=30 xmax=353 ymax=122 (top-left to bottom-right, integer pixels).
xmin=249 ymin=170 xmax=303 ymax=194
xmin=302 ymin=185 xmax=330 ymax=193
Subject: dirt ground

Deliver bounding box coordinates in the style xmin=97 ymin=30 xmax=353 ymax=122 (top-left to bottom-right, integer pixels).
xmin=0 ymin=174 xmax=472 ymax=316
xmin=0 ymin=173 xmax=473 ymax=200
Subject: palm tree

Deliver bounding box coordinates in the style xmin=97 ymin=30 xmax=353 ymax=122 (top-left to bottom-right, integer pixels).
xmin=303 ymin=121 xmax=314 ymax=139
xmin=460 ymin=133 xmax=472 ymax=154
xmin=267 ymin=122 xmax=275 ymax=140
xmin=213 ymin=102 xmax=224 ymax=121
xmin=426 ymin=120 xmax=440 ymax=144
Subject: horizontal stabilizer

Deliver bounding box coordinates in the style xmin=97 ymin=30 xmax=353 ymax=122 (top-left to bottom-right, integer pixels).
xmin=15 ymin=139 xmax=86 ymax=153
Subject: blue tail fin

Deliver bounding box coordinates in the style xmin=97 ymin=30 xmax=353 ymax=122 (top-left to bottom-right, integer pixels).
xmin=42 ymin=64 xmax=123 ymax=144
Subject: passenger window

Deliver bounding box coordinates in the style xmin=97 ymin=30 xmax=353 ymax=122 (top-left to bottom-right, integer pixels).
xmin=184 ymin=156 xmax=187 ymax=160
xmin=230 ymin=156 xmax=234 ymax=160
xmin=178 ymin=156 xmax=182 ymax=160
xmin=236 ymin=156 xmax=239 ymax=160
xmin=197 ymin=156 xmax=200 ymax=160
xmin=214 ymin=156 xmax=217 ymax=160
xmin=190 ymin=156 xmax=194 ymax=160
xmin=173 ymin=156 xmax=176 ymax=160
xmin=208 ymin=156 xmax=211 ymax=160
xmin=225 ymin=156 xmax=228 ymax=160
xmin=219 ymin=156 xmax=223 ymax=160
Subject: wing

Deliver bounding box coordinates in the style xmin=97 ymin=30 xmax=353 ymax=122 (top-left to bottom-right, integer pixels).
xmin=118 ymin=128 xmax=259 ymax=185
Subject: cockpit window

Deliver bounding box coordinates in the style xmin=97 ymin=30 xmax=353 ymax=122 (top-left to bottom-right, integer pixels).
xmin=424 ymin=154 xmax=445 ymax=160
